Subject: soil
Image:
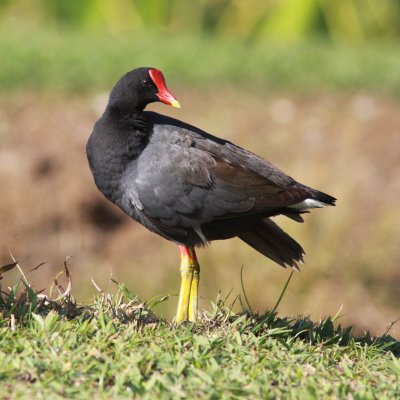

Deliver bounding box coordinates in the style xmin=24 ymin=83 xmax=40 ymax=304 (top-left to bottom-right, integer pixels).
xmin=1 ymin=89 xmax=399 ymax=336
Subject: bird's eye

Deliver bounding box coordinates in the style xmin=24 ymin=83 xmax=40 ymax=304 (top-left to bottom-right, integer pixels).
xmin=141 ymin=79 xmax=152 ymax=87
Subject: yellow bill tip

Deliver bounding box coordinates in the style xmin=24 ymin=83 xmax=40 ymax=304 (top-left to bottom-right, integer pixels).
xmin=170 ymin=100 xmax=181 ymax=109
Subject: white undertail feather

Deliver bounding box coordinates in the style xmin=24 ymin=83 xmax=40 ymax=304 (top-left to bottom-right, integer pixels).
xmin=289 ymin=199 xmax=328 ymax=210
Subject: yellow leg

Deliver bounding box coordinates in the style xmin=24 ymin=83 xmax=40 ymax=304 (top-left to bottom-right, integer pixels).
xmin=188 ymin=254 xmax=200 ymax=322
xmin=176 ymin=247 xmax=193 ymax=322
xmin=175 ymin=246 xmax=200 ymax=323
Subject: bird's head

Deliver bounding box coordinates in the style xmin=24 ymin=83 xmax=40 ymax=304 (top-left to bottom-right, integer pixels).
xmin=108 ymin=67 xmax=180 ymax=112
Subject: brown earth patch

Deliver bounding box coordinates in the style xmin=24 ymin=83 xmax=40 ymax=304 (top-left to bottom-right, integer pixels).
xmin=1 ymin=89 xmax=399 ymax=336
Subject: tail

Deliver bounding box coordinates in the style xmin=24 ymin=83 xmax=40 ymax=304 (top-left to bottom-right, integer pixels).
xmin=239 ymin=219 xmax=304 ymax=270
xmin=289 ymin=187 xmax=336 ymax=210
xmin=309 ymin=188 xmax=336 ymax=206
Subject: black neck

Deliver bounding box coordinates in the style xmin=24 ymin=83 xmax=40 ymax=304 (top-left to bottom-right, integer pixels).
xmin=105 ymin=101 xmax=148 ymax=132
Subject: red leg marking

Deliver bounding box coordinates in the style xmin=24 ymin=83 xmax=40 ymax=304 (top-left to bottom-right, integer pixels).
xmin=178 ymin=245 xmax=197 ymax=262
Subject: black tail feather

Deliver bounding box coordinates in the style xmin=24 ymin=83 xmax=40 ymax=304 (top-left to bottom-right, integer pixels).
xmin=309 ymin=188 xmax=336 ymax=206
xmin=239 ymin=219 xmax=304 ymax=270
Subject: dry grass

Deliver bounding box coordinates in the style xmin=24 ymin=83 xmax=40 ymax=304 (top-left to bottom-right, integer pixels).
xmin=0 ymin=89 xmax=399 ymax=336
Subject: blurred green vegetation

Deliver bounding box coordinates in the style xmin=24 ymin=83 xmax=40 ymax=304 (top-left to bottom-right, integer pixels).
xmin=1 ymin=30 xmax=400 ymax=95
xmin=1 ymin=1 xmax=400 ymax=94
xmin=2 ymin=0 xmax=400 ymax=41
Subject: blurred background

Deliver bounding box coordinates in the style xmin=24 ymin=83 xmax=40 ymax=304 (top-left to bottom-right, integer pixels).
xmin=1 ymin=0 xmax=400 ymax=336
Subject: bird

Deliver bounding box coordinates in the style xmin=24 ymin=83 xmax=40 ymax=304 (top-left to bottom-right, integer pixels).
xmin=86 ymin=67 xmax=336 ymax=323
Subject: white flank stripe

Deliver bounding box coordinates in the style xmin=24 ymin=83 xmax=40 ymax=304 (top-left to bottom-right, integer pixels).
xmin=194 ymin=225 xmax=208 ymax=244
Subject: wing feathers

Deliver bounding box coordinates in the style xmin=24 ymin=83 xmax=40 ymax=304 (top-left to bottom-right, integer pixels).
xmin=239 ymin=219 xmax=304 ymax=270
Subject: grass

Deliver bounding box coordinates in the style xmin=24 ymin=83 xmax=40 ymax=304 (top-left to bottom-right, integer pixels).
xmin=1 ymin=27 xmax=400 ymax=95
xmin=0 ymin=267 xmax=399 ymax=399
